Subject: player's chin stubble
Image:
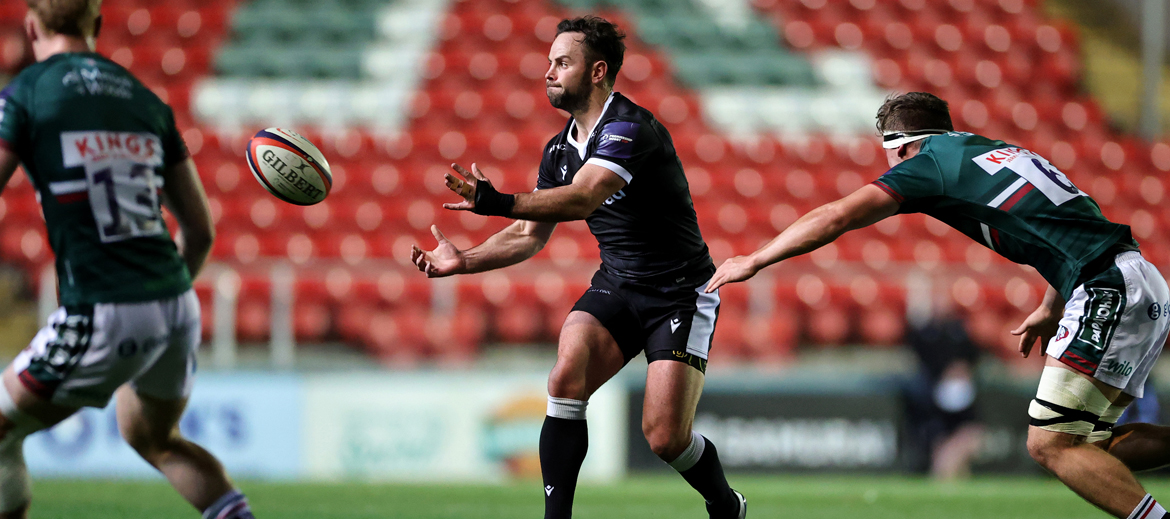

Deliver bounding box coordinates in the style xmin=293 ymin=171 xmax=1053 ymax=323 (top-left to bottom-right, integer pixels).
xmin=547 ymin=75 xmax=591 ymax=113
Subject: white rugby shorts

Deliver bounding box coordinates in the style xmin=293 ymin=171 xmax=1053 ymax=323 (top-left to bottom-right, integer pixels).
xmin=12 ymin=289 xmax=201 ymax=408
xmin=1046 ymin=252 xmax=1170 ymax=397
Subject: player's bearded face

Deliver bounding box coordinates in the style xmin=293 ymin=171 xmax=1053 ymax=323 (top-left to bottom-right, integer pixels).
xmin=547 ymin=64 xmax=593 ymax=113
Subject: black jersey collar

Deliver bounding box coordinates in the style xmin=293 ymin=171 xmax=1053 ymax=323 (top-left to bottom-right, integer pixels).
xmin=567 ymin=92 xmax=617 ymax=160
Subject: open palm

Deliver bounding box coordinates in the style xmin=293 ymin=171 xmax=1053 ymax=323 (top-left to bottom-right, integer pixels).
xmin=410 ymin=225 xmax=466 ymax=278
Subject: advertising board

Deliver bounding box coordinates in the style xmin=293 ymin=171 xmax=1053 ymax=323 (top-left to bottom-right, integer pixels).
xmin=302 ymin=372 xmax=626 ymax=482
xmin=25 ymin=372 xmax=302 ymax=479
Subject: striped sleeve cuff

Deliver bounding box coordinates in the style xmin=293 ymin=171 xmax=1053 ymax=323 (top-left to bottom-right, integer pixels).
xmin=871 ymin=180 xmax=904 ymax=203
xmin=585 ymin=157 xmax=632 ymax=184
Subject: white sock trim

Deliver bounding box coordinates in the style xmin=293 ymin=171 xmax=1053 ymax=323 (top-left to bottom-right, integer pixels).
xmin=203 ymin=489 xmax=248 ymax=519
xmin=668 ymin=431 xmax=706 ymax=472
xmin=1128 ymin=494 xmax=1165 ymax=519
xmin=547 ymin=397 xmax=587 ymax=420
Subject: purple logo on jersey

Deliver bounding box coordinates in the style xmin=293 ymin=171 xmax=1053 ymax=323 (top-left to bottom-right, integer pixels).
xmin=596 ymin=121 xmax=640 ymax=159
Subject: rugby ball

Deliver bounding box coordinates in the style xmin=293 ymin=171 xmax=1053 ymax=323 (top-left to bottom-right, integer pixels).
xmin=246 ymin=128 xmax=332 ymax=205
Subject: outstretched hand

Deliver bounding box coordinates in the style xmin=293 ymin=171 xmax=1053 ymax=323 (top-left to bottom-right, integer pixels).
xmin=1011 ymin=305 xmax=1060 ymax=358
xmin=409 ymin=225 xmax=466 ymax=278
xmin=443 ymin=163 xmax=488 ymax=211
xmin=705 ymin=255 xmax=761 ymax=293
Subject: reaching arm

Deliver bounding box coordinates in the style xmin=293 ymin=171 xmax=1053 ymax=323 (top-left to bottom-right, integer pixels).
xmin=161 ymin=158 xmax=215 ymax=279
xmin=1012 ymin=285 xmax=1066 ymax=358
xmin=706 ymin=183 xmax=901 ymax=292
xmin=0 ymin=146 xmax=20 ymax=197
xmin=410 ymin=219 xmax=557 ymax=277
xmin=442 ymin=162 xmax=625 ymax=222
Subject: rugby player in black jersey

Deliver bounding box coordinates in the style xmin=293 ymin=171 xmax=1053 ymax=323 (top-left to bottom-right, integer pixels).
xmin=410 ymin=16 xmax=745 ymax=519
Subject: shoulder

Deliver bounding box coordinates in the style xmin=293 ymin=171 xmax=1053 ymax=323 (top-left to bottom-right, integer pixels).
xmin=3 ymin=60 xmax=55 ymax=100
xmin=594 ymin=95 xmax=660 ymax=145
xmin=604 ymin=93 xmax=658 ymax=127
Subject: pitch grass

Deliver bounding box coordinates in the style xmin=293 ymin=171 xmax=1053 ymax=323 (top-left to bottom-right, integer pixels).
xmin=30 ymin=475 xmax=1170 ymax=518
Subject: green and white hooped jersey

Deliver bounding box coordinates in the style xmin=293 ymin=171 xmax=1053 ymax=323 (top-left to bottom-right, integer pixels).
xmin=0 ymin=53 xmax=191 ymax=305
xmin=872 ymin=132 xmax=1137 ymax=301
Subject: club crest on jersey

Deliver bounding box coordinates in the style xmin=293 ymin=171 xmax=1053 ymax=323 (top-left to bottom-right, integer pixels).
xmin=1055 ymin=326 xmax=1069 ymax=341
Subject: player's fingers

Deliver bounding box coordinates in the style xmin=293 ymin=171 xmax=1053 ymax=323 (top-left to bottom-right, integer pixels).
xmin=1010 ymin=324 xmax=1026 ymax=336
xmin=1018 ymin=333 xmax=1034 ymax=357
xmin=443 ymin=202 xmax=474 ymax=211
xmin=444 ymin=172 xmax=461 ymax=189
xmin=470 ymin=162 xmax=488 ymax=181
xmin=431 ymin=225 xmax=449 ymax=244
xmin=451 ymin=163 xmax=473 ymax=181
xmin=705 ymin=274 xmax=724 ymax=293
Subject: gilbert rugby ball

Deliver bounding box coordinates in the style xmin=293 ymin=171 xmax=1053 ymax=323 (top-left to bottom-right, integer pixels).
xmin=246 ymin=128 xmax=332 ymax=205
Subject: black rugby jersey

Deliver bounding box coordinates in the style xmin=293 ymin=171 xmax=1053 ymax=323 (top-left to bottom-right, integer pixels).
xmin=536 ymin=93 xmax=711 ymax=282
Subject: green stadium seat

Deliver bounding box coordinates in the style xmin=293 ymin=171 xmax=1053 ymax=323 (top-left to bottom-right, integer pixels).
xmin=557 ymin=0 xmax=605 ymax=11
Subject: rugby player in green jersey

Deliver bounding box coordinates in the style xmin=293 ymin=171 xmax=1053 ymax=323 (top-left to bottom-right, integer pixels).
xmin=0 ymin=2 xmax=254 ymax=518
xmin=707 ymin=92 xmax=1170 ymax=519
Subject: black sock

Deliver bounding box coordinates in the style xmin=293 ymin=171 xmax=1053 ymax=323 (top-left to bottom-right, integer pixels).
xmin=540 ymin=415 xmax=589 ymax=519
xmin=672 ymin=433 xmax=735 ymax=507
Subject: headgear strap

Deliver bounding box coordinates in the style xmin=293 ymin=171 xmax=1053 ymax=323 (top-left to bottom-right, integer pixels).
xmin=882 ymin=129 xmax=949 ymax=149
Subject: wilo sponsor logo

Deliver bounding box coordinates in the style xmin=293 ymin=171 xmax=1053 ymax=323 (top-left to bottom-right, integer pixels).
xmin=1104 ymin=359 xmax=1134 ymax=376
xmin=1074 ymin=288 xmax=1123 ymax=352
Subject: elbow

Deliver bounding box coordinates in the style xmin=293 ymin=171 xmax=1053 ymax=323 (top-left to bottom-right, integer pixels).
xmin=185 ymin=228 xmax=214 ymax=255
xmin=558 ymin=195 xmax=600 ymax=221
xmin=818 ymin=205 xmax=853 ymax=239
xmin=569 ymin=205 xmax=595 ymax=220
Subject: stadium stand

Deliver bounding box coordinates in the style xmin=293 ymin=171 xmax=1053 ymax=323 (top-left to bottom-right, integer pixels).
xmin=0 ymin=0 xmax=1168 ymax=364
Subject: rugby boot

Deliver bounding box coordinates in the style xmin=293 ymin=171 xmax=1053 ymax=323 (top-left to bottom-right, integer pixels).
xmin=706 ymin=489 xmax=746 ymax=519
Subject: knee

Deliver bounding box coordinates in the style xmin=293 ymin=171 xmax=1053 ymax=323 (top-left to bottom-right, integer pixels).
xmin=547 ymin=370 xmax=585 ymax=400
xmin=642 ymin=420 xmax=689 ymax=460
xmin=120 ymin=424 xmax=178 ymax=463
xmin=547 ymin=351 xmax=589 ymax=400
xmin=1026 ymin=430 xmax=1072 ymax=468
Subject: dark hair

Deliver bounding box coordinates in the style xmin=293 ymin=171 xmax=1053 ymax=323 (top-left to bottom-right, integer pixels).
xmin=556 ymin=16 xmax=625 ymax=86
xmin=875 ymin=92 xmax=954 ymax=134
xmin=26 ymin=0 xmax=101 ymax=38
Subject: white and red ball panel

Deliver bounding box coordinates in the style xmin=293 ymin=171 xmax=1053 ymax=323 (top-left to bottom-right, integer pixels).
xmin=246 ymin=128 xmax=332 ymax=205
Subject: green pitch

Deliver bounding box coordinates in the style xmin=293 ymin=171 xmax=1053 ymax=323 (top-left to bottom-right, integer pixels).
xmin=30 ymin=475 xmax=1170 ymax=518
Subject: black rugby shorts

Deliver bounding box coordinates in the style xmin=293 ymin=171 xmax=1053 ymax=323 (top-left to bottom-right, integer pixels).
xmin=570 ymin=267 xmax=719 ymax=373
